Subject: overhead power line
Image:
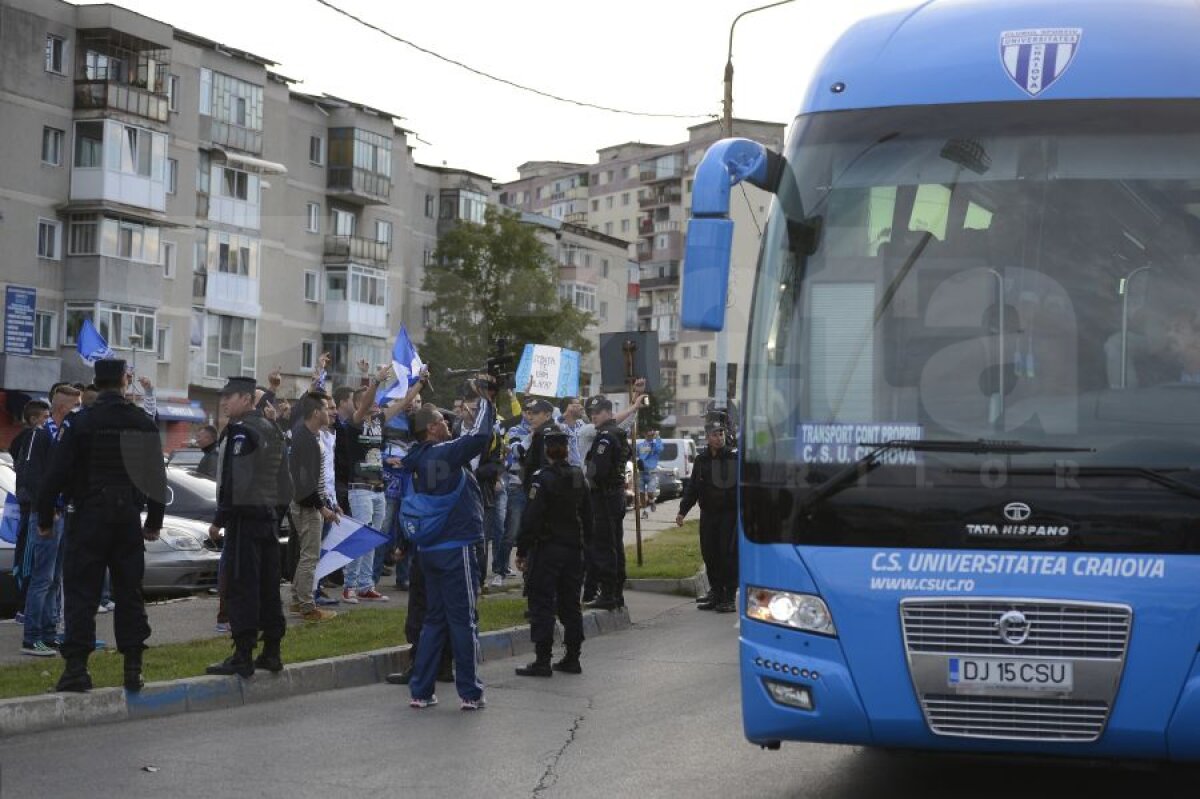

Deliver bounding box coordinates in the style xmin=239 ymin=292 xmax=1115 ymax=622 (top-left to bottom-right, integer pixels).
xmin=313 ymin=0 xmax=716 ymax=120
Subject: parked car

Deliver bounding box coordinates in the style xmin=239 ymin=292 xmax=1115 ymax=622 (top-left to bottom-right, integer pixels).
xmin=655 ymin=438 xmax=698 ymax=492
xmin=0 ymin=464 xmax=221 ymax=616
xmin=167 ymin=445 xmax=205 ymax=470
xmin=654 ymin=467 xmax=683 ymax=500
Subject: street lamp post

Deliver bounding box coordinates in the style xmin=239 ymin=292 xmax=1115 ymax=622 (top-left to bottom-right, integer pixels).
xmin=714 ymin=0 xmax=795 ymax=412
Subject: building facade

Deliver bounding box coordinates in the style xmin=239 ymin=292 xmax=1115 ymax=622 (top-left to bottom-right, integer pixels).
xmin=497 ymin=119 xmax=785 ymax=437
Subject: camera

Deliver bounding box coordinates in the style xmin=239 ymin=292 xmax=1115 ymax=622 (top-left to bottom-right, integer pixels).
xmin=485 ymin=337 xmax=514 ymax=390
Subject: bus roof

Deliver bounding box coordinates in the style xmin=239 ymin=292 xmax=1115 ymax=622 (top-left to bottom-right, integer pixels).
xmin=800 ymin=0 xmax=1200 ymax=116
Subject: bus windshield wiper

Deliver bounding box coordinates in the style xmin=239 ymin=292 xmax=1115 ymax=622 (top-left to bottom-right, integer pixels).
xmin=998 ymin=465 xmax=1200 ymax=502
xmin=797 ymin=439 xmax=1094 ymax=517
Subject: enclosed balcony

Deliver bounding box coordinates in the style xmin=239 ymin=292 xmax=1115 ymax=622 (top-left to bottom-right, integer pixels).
xmin=74 ymin=29 xmax=171 ymax=124
xmin=322 ymin=266 xmax=389 ymax=338
xmin=327 ymin=128 xmax=392 ymax=205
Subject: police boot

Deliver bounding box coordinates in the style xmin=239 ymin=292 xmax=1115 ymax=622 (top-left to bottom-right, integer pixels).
xmin=552 ymin=644 xmax=582 ymax=675
xmin=385 ymin=665 xmax=414 ymax=685
xmin=715 ymin=587 xmax=737 ymax=614
xmin=585 ymin=586 xmax=618 ymax=611
xmin=697 ymin=588 xmax=720 ymax=611
xmin=55 ymin=656 xmax=93 ymax=693
xmin=206 ymin=635 xmax=256 ymax=678
xmin=254 ymin=638 xmax=284 ymax=673
xmin=123 ymin=648 xmax=145 ymax=692
xmin=581 ymin=582 xmax=597 ymax=604
xmin=694 ymin=590 xmax=714 ymax=605
xmin=515 ymin=642 xmax=553 ymax=677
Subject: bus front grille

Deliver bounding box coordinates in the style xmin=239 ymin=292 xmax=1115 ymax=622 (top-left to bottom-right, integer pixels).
xmin=901 ymin=599 xmax=1132 ymax=659
xmin=921 ymin=694 xmax=1109 ymax=741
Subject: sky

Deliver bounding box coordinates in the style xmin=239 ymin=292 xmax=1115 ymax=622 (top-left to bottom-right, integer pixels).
xmin=83 ymin=0 xmax=914 ymax=182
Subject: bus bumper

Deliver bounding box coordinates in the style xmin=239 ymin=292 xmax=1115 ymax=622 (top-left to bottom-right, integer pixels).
xmin=740 ymin=621 xmax=873 ymax=746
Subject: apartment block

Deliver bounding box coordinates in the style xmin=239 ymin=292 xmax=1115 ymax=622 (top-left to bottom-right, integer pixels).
xmin=497 ymin=119 xmax=785 ymax=436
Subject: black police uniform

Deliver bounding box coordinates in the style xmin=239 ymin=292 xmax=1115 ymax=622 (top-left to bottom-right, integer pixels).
xmin=584 ymin=419 xmax=628 ymax=609
xmin=515 ymin=455 xmax=593 ymax=676
xmin=521 ymin=419 xmax=560 ymax=493
xmin=679 ymin=438 xmax=739 ymax=612
xmin=208 ymin=390 xmax=292 ymax=677
xmin=37 ymin=367 xmax=167 ymax=692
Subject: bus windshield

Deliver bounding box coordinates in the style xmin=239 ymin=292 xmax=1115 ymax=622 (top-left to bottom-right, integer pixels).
xmin=743 ymin=100 xmax=1200 ymax=550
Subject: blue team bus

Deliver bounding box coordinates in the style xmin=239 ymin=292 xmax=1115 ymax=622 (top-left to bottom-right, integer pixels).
xmin=684 ymin=0 xmax=1200 ymax=761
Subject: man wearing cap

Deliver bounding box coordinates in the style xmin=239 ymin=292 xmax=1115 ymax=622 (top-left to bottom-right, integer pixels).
xmin=676 ymin=420 xmax=740 ymax=613
xmin=514 ymin=429 xmax=593 ymax=677
xmin=36 ymin=359 xmax=167 ymax=692
xmin=402 ymin=378 xmax=496 ymax=710
xmin=205 ymin=376 xmax=293 ymax=677
xmin=582 ymin=395 xmax=631 ymax=611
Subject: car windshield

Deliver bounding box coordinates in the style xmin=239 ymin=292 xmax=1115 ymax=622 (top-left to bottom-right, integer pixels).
xmin=165 ymin=467 xmax=217 ymax=521
xmin=742 ymin=99 xmax=1200 ymax=549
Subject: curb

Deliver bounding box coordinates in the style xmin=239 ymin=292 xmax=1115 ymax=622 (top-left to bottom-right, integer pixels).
xmin=0 ymin=607 xmax=631 ymax=738
xmin=626 ymin=570 xmax=709 ymax=598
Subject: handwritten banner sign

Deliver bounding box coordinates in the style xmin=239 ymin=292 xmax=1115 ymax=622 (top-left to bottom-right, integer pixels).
xmin=514 ymin=344 xmax=580 ymax=398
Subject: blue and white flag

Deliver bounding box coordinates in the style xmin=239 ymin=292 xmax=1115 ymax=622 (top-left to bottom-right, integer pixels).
xmin=314 ymin=516 xmax=390 ymax=587
xmin=0 ymin=491 xmax=22 ymax=545
xmin=377 ymin=325 xmax=425 ymax=403
xmin=76 ymin=318 xmax=115 ymax=365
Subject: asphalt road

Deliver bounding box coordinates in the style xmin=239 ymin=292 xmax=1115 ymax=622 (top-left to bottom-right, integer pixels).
xmin=5 ymin=594 xmax=1200 ymax=798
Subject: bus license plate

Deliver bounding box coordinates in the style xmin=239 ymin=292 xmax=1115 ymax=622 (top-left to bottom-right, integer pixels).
xmin=948 ymin=658 xmax=1073 ymax=692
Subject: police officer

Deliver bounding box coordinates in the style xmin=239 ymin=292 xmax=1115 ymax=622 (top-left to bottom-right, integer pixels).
xmin=583 ymin=395 xmax=629 ymax=611
xmin=206 ymin=376 xmax=292 ymax=677
xmin=514 ymin=430 xmax=593 ymax=677
xmin=519 ymin=398 xmax=559 ymax=492
xmin=676 ymin=418 xmax=739 ymax=613
xmin=37 ymin=359 xmax=167 ymax=692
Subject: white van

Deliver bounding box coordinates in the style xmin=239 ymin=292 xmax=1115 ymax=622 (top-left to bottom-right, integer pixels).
xmin=655 ymin=438 xmax=697 ymax=491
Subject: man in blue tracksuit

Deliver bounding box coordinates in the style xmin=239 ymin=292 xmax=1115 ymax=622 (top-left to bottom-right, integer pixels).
xmin=402 ymin=380 xmax=495 ymax=710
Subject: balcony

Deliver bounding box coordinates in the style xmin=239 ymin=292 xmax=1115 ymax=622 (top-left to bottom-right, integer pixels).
xmin=204 ymin=270 xmax=261 ymax=318
xmin=322 ymin=301 xmax=388 ymax=339
xmin=324 ymin=235 xmax=390 ymax=267
xmin=640 ymin=273 xmax=680 ymax=290
xmin=64 ymin=255 xmax=163 ymax=308
xmin=637 ymin=304 xmax=653 ymax=318
xmin=74 ymin=80 xmax=168 ymax=123
xmin=328 ymin=167 xmax=391 ymax=205
xmin=564 ymin=211 xmax=588 ymax=225
xmin=200 ymin=117 xmax=263 ymax=155
xmin=638 ymin=217 xmax=654 ymax=235
xmin=638 ymin=188 xmax=682 ymax=208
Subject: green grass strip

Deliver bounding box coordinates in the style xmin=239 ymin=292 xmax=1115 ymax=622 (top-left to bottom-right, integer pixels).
xmin=0 ymin=598 xmax=530 ymax=700
xmin=625 ymin=519 xmax=704 ymax=580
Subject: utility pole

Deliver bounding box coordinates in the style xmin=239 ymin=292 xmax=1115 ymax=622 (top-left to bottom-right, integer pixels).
xmin=623 ymin=339 xmax=644 ymax=567
xmin=715 ymin=0 xmax=795 ymax=411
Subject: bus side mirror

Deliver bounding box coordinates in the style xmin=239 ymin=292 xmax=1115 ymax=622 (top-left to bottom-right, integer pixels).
xmin=682 ymin=218 xmax=734 ymax=331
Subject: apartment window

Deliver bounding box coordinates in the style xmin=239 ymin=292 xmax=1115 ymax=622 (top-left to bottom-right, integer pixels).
xmin=41 ymin=127 xmax=64 ymax=166
xmin=605 ymin=196 xmax=614 ymax=209
xmin=602 ymin=259 xmax=610 ymax=278
xmin=306 ymin=202 xmax=320 ymax=233
xmin=683 ymin=346 xmax=691 ymax=359
xmin=350 ymin=267 xmax=386 ymax=306
xmin=558 ymin=282 xmax=596 ymax=312
xmin=121 ymin=125 xmax=153 ymax=177
xmin=221 ymin=168 xmax=249 ymax=200
xmin=197 ymin=150 xmax=211 ymax=194
xmin=211 ymin=231 xmax=257 ymax=276
xmin=599 ymin=300 xmax=608 ymax=321
xmin=375 ymin=220 xmax=392 ymax=246
xmin=73 ymin=121 xmax=103 ymax=168
xmin=624 ymin=165 xmax=634 ymax=179
xmin=301 ymin=340 xmax=316 ymax=371
xmin=699 ymin=372 xmax=708 ymax=387
xmin=167 ymin=75 xmax=179 ymax=112
xmin=37 ymin=219 xmax=61 ymax=260
xmin=44 ymin=35 xmax=66 ymax=74
xmin=205 ymin=314 xmax=256 ymax=378
xmin=332 ymin=208 xmax=355 ymax=236
xmin=682 ymin=374 xmax=691 ymax=387
xmin=34 ymin=311 xmax=57 ymax=352
xmin=72 ymin=302 xmax=155 ymax=351
xmin=166 ymin=158 xmax=178 ymax=194
xmin=678 ymin=401 xmax=689 ymax=416
xmin=68 ymin=214 xmax=98 ymax=255
xmin=591 ymin=199 xmax=599 ymax=212
xmin=234 ymin=96 xmax=248 ymax=127
xmin=604 ymin=222 xmax=613 ymax=235
xmin=620 ymin=219 xmax=630 ymax=233
xmin=604 ymin=170 xmax=614 ymax=183
xmin=621 ymin=192 xmax=630 ymax=207
xmin=424 ymin=193 xmax=435 ymax=218
xmin=116 ymin=220 xmax=161 ymax=263
xmin=309 ymin=135 xmax=324 ymax=165
xmin=156 ymin=325 xmax=170 ymax=362
xmin=304 ymin=270 xmax=319 ymax=302
xmin=699 ymin=344 xmax=709 ymax=357
xmin=424 ymin=248 xmax=434 ymax=267
xmin=656 ymin=234 xmax=669 ymax=249
xmin=162 ymin=241 xmax=177 ymax=279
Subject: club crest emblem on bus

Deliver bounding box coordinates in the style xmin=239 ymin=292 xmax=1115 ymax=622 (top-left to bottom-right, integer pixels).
xmin=1000 ymin=28 xmax=1082 ymax=96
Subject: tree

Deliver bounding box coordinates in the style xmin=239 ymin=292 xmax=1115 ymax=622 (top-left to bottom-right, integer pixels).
xmin=419 ymin=207 xmax=594 ymax=406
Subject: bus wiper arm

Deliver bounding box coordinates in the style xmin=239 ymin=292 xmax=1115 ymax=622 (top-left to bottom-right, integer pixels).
xmin=1001 ymin=465 xmax=1200 ymax=502
xmin=797 ymin=439 xmax=1094 ymax=516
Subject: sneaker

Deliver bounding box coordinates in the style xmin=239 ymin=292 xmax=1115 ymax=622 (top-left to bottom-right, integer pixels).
xmin=341 ymin=589 xmax=360 ymax=604
xmin=314 ymin=594 xmax=340 ymax=607
xmin=460 ymin=697 xmax=486 ymax=711
xmin=214 ymin=622 xmax=231 ymax=634
xmin=356 ymin=589 xmax=389 ymax=602
xmin=288 ymin=601 xmax=303 ymax=615
xmin=489 ymin=574 xmax=504 ymax=588
xmin=409 ymin=695 xmax=438 ymax=709
xmin=100 ymin=600 xmax=116 ymax=613
xmin=21 ymin=641 xmax=56 ymax=658
xmin=301 ymin=608 xmax=337 ymax=622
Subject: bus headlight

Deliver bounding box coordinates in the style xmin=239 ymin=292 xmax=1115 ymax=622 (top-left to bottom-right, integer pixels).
xmin=746 ymin=587 xmax=836 ymax=636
